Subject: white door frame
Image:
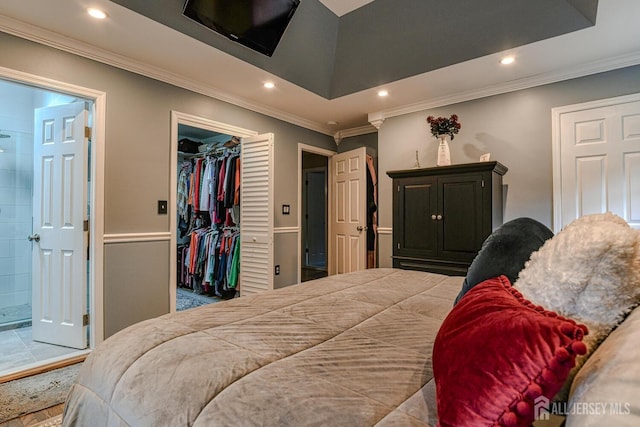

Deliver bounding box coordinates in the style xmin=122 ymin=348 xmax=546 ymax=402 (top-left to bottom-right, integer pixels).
xmin=169 ymin=111 xmax=257 ymax=311
xmin=552 ymin=92 xmax=640 ymax=232
xmin=297 ymin=143 xmax=336 ymax=283
xmin=0 ymin=66 xmax=106 ymax=356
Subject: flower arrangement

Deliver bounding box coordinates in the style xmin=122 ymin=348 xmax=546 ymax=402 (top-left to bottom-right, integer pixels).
xmin=426 ymin=114 xmax=461 ymax=140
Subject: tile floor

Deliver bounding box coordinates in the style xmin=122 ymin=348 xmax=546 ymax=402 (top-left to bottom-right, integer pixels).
xmin=0 ymin=326 xmax=80 ymax=375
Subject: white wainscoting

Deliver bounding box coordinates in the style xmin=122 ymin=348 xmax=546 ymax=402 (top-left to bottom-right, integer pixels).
xmin=103 ymin=232 xmax=172 ymax=244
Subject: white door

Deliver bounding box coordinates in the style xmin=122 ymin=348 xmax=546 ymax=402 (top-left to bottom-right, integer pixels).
xmin=330 ymin=147 xmax=367 ymax=274
xmin=554 ymin=93 xmax=640 ymax=231
xmin=240 ymin=133 xmax=274 ymax=296
xmin=31 ymin=102 xmax=88 ymax=349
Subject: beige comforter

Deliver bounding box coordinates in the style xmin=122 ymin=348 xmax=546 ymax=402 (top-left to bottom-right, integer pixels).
xmin=63 ymin=268 xmax=462 ymax=426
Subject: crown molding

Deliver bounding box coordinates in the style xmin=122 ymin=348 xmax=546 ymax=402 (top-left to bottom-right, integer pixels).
xmin=2 ymin=14 xmax=638 ymax=138
xmin=370 ymin=50 xmax=640 ymax=120
xmin=333 ymin=124 xmax=377 ymax=144
xmin=0 ymin=15 xmax=334 ymax=136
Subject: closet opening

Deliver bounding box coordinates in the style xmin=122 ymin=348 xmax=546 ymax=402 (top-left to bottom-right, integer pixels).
xmin=175 ymin=124 xmax=241 ymax=310
xmin=300 ymin=151 xmax=329 ymax=282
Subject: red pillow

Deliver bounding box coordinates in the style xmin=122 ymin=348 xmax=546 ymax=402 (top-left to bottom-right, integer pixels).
xmin=433 ymin=275 xmax=588 ymax=427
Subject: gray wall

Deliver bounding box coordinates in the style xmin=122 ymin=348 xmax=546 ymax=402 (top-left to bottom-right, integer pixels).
xmin=337 ymin=132 xmax=378 ymax=156
xmin=0 ymin=31 xmax=335 ymax=337
xmin=104 ymin=242 xmax=169 ymax=337
xmin=377 ymin=65 xmax=640 ymax=268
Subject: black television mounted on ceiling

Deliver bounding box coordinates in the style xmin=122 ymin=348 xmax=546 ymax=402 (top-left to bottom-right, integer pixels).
xmin=183 ymin=0 xmax=300 ymax=57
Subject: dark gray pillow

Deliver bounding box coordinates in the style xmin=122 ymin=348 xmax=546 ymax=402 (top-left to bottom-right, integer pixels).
xmin=453 ymin=217 xmax=553 ymax=305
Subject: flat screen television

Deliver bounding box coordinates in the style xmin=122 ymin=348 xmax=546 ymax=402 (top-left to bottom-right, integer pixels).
xmin=183 ymin=0 xmax=300 ymax=57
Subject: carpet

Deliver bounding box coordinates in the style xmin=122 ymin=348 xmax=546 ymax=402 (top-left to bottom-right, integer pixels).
xmin=176 ymin=287 xmax=220 ymax=311
xmin=0 ymin=364 xmax=81 ymax=423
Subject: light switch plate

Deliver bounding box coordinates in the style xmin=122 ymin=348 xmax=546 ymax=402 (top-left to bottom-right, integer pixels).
xmin=158 ymin=200 xmax=168 ymax=214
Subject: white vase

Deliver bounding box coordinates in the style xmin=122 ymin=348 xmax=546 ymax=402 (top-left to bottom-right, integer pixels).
xmin=436 ymin=134 xmax=451 ymax=166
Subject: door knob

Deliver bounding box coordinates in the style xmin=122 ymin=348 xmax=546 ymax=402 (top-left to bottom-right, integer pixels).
xmin=436 ymin=214 xmax=443 ymax=220
xmin=356 ymin=225 xmax=364 ymax=232
xmin=431 ymin=214 xmax=437 ymax=220
xmin=28 ymin=233 xmax=40 ymax=242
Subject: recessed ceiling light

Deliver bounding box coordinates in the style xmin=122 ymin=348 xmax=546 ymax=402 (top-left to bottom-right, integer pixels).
xmin=378 ymin=90 xmax=389 ymax=97
xmin=87 ymin=8 xmax=108 ymax=19
xmin=264 ymin=82 xmax=275 ymax=89
xmin=500 ymin=56 xmax=515 ymax=65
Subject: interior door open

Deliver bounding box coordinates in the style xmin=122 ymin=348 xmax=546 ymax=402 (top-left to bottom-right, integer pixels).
xmin=330 ymin=147 xmax=367 ymax=274
xmin=239 ymin=133 xmax=274 ymax=296
xmin=31 ymin=101 xmax=88 ymax=349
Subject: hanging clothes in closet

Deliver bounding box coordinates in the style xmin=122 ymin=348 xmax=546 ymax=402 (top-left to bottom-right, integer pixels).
xmin=177 ymin=143 xmax=241 ymax=299
xmin=366 ymin=154 xmax=378 ymax=269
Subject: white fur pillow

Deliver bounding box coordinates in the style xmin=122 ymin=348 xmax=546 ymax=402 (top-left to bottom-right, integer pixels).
xmin=514 ymin=213 xmax=640 ymax=351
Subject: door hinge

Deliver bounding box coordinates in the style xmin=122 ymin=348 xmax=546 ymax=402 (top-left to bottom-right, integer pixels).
xmin=397 ymin=243 xmax=400 ymax=249
xmin=481 ymin=179 xmax=485 ymax=188
xmin=84 ymin=126 xmax=91 ymax=139
xmin=83 ymin=220 xmax=89 ymax=232
xmin=397 ymin=185 xmax=400 ymax=192
xmin=83 ymin=313 xmax=90 ymax=326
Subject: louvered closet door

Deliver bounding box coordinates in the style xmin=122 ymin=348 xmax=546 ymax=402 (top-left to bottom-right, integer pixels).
xmin=240 ymin=133 xmax=274 ymax=296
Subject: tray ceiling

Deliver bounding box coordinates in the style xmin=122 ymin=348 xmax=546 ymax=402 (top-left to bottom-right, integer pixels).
xmin=109 ymin=0 xmax=598 ymax=99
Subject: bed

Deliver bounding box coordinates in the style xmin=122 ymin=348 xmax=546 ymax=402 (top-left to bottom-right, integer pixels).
xmin=63 ymin=268 xmax=463 ymax=426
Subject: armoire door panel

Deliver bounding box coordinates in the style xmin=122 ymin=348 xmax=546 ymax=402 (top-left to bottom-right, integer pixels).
xmin=440 ymin=176 xmax=483 ymax=259
xmin=402 ymin=184 xmax=435 ymax=252
xmin=395 ymin=177 xmax=437 ymax=258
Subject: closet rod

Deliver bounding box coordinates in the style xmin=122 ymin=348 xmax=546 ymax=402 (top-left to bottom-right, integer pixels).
xmin=179 ymin=146 xmax=240 ymax=159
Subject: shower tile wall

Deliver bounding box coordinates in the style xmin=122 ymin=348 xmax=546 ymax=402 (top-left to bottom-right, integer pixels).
xmin=0 ymin=130 xmax=33 ymax=325
xmin=0 ymin=80 xmax=38 ymax=328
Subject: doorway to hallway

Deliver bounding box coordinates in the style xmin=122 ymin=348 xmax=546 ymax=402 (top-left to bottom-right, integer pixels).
xmin=300 ymin=151 xmax=329 ymax=282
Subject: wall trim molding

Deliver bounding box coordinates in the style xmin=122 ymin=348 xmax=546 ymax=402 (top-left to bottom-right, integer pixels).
xmin=369 ymin=51 xmax=640 ymax=123
xmin=273 ymin=226 xmax=300 ymax=234
xmin=3 ymin=15 xmax=638 ymax=139
xmin=104 ymin=232 xmax=172 ymax=244
xmin=334 ymin=124 xmax=377 ymax=144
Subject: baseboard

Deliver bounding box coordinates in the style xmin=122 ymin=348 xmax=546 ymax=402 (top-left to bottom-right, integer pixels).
xmin=0 ymin=355 xmax=87 ymax=384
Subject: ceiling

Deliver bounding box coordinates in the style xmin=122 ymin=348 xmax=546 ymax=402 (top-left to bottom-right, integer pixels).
xmin=319 ymin=0 xmax=374 ymax=17
xmin=108 ymin=0 xmax=599 ymax=100
xmin=0 ymin=0 xmax=639 ymax=138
